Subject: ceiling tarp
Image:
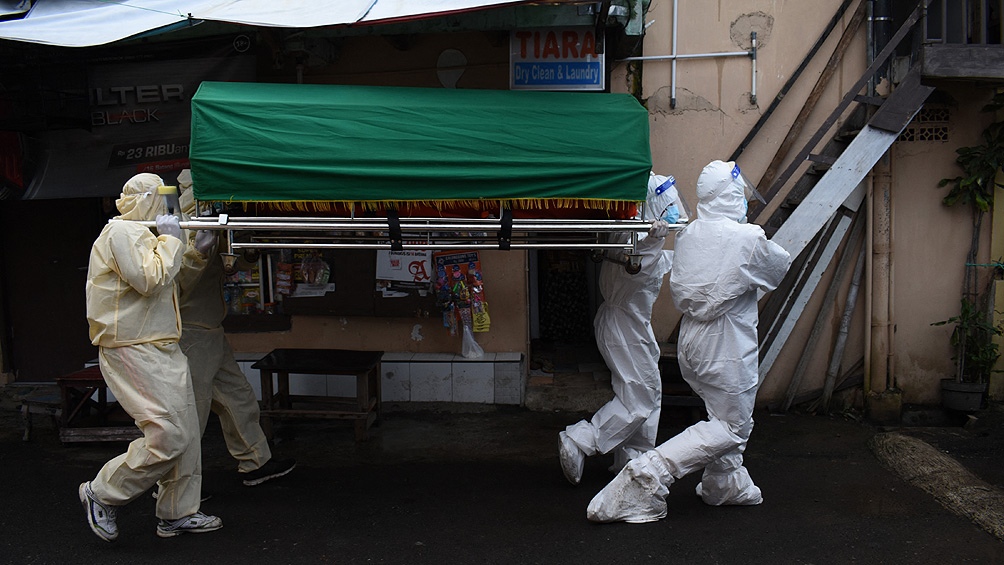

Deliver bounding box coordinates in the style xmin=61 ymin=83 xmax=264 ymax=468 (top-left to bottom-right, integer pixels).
xmin=189 ymin=82 xmax=651 ymax=211
xmin=0 ymin=0 xmax=30 ymax=18
xmin=0 ymin=0 xmax=530 ymax=47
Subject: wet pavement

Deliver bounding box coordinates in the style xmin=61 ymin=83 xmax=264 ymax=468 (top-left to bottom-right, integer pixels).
xmin=2 ymin=396 xmax=1004 ymax=564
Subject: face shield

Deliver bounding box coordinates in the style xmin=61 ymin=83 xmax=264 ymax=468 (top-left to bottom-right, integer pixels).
xmin=646 ymin=173 xmax=692 ymax=224
xmin=158 ymin=185 xmax=180 ymax=216
xmin=730 ymin=163 xmax=765 ymax=206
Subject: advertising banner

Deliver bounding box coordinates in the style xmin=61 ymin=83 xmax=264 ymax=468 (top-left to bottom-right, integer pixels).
xmin=12 ymin=36 xmax=256 ymax=199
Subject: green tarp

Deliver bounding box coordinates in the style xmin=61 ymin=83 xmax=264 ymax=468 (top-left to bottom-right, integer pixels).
xmin=189 ymin=82 xmax=651 ymax=210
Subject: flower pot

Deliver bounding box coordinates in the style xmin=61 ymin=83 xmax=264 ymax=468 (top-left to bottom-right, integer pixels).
xmin=940 ymin=378 xmax=987 ymax=412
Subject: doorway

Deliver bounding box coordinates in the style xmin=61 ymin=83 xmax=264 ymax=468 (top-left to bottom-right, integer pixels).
xmin=0 ymin=198 xmax=104 ymax=381
xmin=529 ymin=249 xmax=603 ymax=372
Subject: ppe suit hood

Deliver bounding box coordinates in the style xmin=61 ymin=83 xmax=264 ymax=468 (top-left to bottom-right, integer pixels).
xmin=116 ymin=173 xmax=167 ymax=221
xmin=177 ymin=169 xmax=196 ymax=216
xmin=646 ymin=173 xmax=680 ymax=222
xmin=695 ymin=160 xmax=746 ymax=222
xmin=179 ymin=189 xmax=196 ymax=217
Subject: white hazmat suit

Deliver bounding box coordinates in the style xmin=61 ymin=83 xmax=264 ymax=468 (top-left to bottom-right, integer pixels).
xmin=586 ymin=160 xmax=791 ymax=523
xmin=558 ymin=173 xmax=681 ymax=485
xmin=79 ymin=173 xmax=220 ymax=541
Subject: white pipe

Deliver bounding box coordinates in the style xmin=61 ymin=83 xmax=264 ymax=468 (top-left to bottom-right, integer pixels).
xmin=621 ymin=51 xmax=752 ymax=61
xmin=888 ymin=159 xmax=896 ymax=390
xmin=751 ymin=31 xmax=757 ymax=105
xmin=672 ymin=0 xmax=678 ymax=108
xmin=865 ymin=172 xmax=873 ymax=394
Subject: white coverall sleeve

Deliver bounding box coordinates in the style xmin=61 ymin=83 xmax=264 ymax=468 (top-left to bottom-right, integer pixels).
xmin=108 ymin=227 xmax=185 ymax=296
xmin=745 ymin=238 xmax=791 ymax=293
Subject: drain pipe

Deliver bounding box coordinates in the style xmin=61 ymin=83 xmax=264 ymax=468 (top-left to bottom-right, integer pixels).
xmin=870 ymin=152 xmax=892 ymax=393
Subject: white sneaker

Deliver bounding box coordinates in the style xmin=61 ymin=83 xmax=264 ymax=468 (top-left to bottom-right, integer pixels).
xmin=558 ymin=431 xmax=585 ymax=485
xmin=79 ymin=482 xmax=118 ymax=542
xmin=586 ymin=460 xmax=669 ymax=524
xmin=156 ymin=512 xmax=223 ymax=538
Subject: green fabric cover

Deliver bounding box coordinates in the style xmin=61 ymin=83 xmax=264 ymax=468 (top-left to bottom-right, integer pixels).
xmin=189 ymin=82 xmax=651 ymax=206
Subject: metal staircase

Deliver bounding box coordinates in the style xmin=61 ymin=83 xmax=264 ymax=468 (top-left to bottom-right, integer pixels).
xmin=745 ymin=0 xmax=936 ymax=391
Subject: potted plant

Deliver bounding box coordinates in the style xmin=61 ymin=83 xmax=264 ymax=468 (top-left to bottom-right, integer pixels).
xmin=932 ymin=297 xmax=1003 ymax=411
xmin=934 ymin=92 xmax=1004 ymax=411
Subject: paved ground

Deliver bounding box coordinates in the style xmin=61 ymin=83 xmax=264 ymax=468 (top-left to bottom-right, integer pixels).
xmin=2 ymin=391 xmax=1004 ymax=564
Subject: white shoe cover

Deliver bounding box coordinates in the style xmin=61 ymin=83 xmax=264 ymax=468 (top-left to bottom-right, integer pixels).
xmin=695 ymin=481 xmax=763 ymax=506
xmin=559 ymin=431 xmax=585 ymax=485
xmin=586 ymin=460 xmax=669 ymax=523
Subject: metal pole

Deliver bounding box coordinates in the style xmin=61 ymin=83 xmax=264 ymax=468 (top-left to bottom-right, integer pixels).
xmin=672 ymin=0 xmax=679 ymax=108
xmin=750 ymin=31 xmax=757 ymax=105
xmin=620 ymin=51 xmax=752 ymax=61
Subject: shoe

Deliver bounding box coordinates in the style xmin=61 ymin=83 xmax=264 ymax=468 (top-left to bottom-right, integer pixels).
xmin=152 ymin=490 xmax=212 ymax=502
xmin=156 ymin=512 xmax=223 ymax=538
xmin=241 ymin=458 xmax=296 ymax=486
xmin=586 ymin=460 xmax=669 ymax=524
xmin=558 ymin=431 xmax=585 ymax=486
xmin=79 ymin=482 xmax=118 ymax=542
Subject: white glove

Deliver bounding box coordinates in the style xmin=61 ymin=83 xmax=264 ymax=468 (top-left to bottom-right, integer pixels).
xmin=648 ymin=219 xmax=671 ymax=239
xmin=155 ymin=214 xmax=182 ymax=240
xmin=194 ymin=230 xmax=218 ymax=256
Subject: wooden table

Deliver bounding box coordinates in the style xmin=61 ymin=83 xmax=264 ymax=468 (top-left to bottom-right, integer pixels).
xmin=56 ymin=366 xmax=142 ymax=443
xmin=252 ymin=349 xmax=383 ymax=441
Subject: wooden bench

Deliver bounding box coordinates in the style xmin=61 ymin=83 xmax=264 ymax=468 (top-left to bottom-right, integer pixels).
xmin=20 ymin=390 xmax=60 ymax=442
xmin=56 ymin=366 xmax=142 ymax=444
xmin=252 ymin=349 xmax=383 ymax=441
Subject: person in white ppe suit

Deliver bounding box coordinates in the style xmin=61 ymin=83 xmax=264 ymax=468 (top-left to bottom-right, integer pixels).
xmin=166 ymin=171 xmax=296 ymax=489
xmin=586 ymin=160 xmax=791 ymax=523
xmin=78 ymin=173 xmax=222 ymax=541
xmin=558 ymin=172 xmax=684 ymax=485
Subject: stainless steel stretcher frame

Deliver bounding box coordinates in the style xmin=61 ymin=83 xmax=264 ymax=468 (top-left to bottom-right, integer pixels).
xmin=138 ymin=211 xmax=684 ymax=274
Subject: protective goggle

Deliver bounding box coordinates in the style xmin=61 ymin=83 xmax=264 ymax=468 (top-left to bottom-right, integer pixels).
xmin=731 ymin=163 xmax=766 ymax=205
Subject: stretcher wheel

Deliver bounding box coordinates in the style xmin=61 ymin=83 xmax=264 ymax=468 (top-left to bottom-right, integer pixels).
xmin=242 ymin=248 xmax=261 ymax=263
xmin=590 ymin=250 xmax=605 ymax=263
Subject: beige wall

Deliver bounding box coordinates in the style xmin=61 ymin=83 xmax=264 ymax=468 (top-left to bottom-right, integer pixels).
xmin=890 ymin=86 xmax=996 ymax=403
xmin=611 ymin=1 xmax=991 ymax=406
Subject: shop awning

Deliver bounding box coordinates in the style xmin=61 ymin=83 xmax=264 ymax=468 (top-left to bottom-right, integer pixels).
xmin=189 ymin=82 xmax=652 ymax=212
xmin=0 ymin=0 xmax=532 ymax=47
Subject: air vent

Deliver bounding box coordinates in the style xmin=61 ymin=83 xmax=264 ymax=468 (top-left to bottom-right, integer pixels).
xmin=898 ymin=107 xmax=950 ymax=142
